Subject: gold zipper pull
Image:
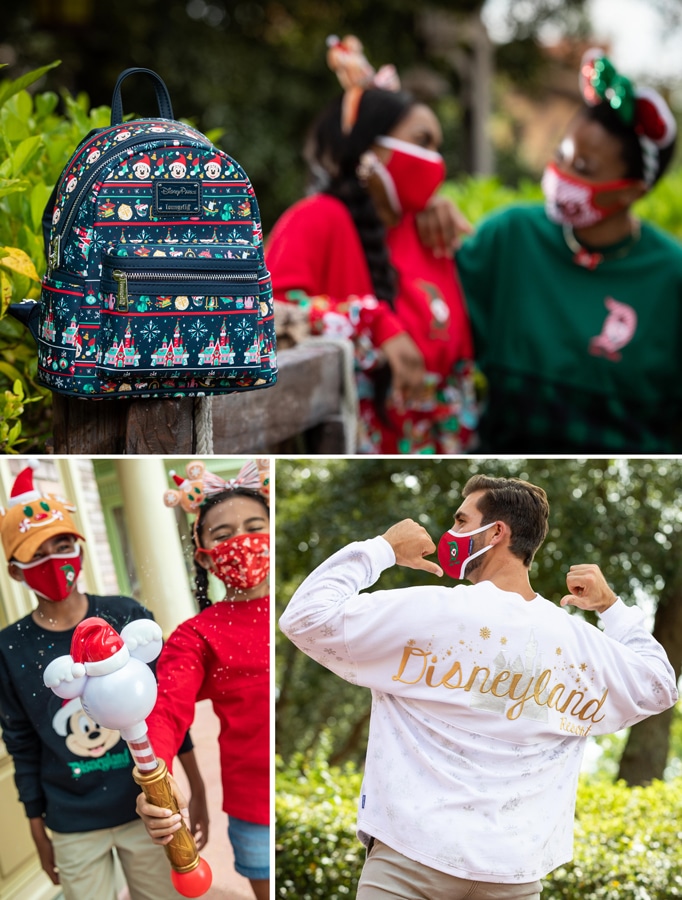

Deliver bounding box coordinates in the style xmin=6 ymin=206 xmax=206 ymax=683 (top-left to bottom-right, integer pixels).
xmin=112 ymin=270 xmax=129 ymax=311
xmin=48 ymin=235 xmax=60 ymax=275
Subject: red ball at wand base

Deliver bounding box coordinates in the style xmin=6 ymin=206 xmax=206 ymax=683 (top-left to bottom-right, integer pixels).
xmin=170 ymin=857 xmax=213 ymax=898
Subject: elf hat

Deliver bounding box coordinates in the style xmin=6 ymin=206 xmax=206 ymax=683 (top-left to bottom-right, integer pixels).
xmin=70 ymin=617 xmax=130 ymax=677
xmin=0 ymin=461 xmax=85 ymax=563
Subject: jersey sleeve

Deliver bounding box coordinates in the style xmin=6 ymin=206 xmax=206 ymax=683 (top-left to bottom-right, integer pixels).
xmin=584 ymin=599 xmax=678 ymax=733
xmin=279 ymin=536 xmax=397 ymax=683
xmin=455 ymin=212 xmax=504 ymax=360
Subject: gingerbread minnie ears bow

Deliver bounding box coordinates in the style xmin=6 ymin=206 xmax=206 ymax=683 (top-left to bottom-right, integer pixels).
xmin=326 ymin=34 xmax=401 ymax=134
xmin=163 ymin=460 xmax=270 ymax=513
xmin=580 ymin=48 xmax=676 ymax=151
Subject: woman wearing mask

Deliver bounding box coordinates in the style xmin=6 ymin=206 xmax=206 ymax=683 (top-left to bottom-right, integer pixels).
xmin=455 ymin=49 xmax=682 ymax=453
xmin=136 ymin=460 xmax=270 ymax=900
xmin=266 ymin=36 xmax=477 ymax=454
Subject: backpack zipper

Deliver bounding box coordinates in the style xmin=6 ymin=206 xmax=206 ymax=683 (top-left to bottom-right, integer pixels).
xmin=111 ymin=269 xmax=258 ymax=311
xmin=48 ymin=128 xmax=215 ymax=274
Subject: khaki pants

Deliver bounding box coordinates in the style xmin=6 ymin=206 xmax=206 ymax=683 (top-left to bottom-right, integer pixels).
xmin=51 ymin=818 xmax=181 ymax=900
xmin=357 ymin=839 xmax=543 ymax=900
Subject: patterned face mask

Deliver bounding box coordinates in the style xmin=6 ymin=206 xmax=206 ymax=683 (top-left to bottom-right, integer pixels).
xmin=437 ymin=523 xmax=496 ymax=581
xmin=542 ymin=162 xmax=638 ymax=228
xmin=14 ymin=546 xmax=82 ymax=602
xmin=196 ymin=532 xmax=270 ymax=591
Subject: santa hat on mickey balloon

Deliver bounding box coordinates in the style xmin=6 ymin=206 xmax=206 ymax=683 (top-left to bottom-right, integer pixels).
xmin=70 ymin=616 xmax=130 ymax=677
xmin=0 ymin=460 xmax=84 ymax=563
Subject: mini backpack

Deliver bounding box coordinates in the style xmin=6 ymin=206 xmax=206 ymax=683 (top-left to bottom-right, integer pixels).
xmin=12 ymin=67 xmax=277 ymax=399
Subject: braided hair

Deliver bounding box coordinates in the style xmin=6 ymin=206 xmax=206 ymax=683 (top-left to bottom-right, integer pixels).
xmin=193 ymin=488 xmax=270 ymax=611
xmin=305 ymin=87 xmax=416 ymax=422
xmin=304 ymin=87 xmax=416 ymax=307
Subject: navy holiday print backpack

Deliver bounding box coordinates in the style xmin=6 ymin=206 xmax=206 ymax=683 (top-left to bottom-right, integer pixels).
xmin=12 ymin=68 xmax=276 ymax=399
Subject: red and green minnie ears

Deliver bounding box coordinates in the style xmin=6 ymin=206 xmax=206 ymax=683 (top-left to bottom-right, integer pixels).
xmin=580 ymin=48 xmax=677 ymax=185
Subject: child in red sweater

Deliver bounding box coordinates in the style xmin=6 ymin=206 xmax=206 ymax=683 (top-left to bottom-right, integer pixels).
xmin=137 ymin=460 xmax=270 ymax=900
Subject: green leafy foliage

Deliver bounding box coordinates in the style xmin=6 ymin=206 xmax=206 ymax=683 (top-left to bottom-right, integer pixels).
xmin=276 ymin=755 xmax=682 ymax=899
xmin=543 ymin=778 xmax=682 ymax=898
xmin=276 ymin=744 xmax=364 ymax=900
xmin=0 ymin=62 xmax=111 ymax=451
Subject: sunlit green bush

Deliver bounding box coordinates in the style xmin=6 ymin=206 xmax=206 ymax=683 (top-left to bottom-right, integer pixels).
xmin=276 ymin=754 xmax=682 ymax=900
xmin=276 ymin=747 xmax=363 ymax=900
xmin=0 ymin=62 xmax=111 ymax=451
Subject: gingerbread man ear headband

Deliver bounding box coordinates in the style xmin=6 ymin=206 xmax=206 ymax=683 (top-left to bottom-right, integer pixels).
xmin=162 ymin=459 xmax=270 ymax=514
xmin=580 ymin=48 xmax=677 ymax=186
xmin=326 ymin=34 xmax=401 ymax=134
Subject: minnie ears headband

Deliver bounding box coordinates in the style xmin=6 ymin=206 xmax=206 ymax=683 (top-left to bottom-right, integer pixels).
xmin=163 ymin=459 xmax=270 ymax=514
xmin=326 ymin=34 xmax=401 ymax=134
xmin=580 ymin=48 xmax=676 ymax=185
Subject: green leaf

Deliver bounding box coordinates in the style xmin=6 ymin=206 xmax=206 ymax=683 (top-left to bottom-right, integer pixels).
xmin=0 ymin=361 xmax=25 ymax=386
xmin=0 ymin=177 xmax=29 ymax=199
xmin=30 ymin=181 xmax=53 ymax=232
xmin=34 ymin=92 xmax=60 ymax=120
xmin=0 ymin=61 xmax=62 ymax=110
xmin=11 ymin=136 xmax=44 ymax=177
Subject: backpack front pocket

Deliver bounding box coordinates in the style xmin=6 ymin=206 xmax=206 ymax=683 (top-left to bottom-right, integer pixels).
xmin=98 ymin=245 xmax=263 ymax=381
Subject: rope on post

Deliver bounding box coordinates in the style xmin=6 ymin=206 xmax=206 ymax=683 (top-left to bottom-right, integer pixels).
xmin=194 ymin=397 xmax=214 ymax=455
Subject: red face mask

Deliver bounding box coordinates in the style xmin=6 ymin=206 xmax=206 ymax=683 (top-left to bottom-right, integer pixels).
xmin=15 ymin=547 xmax=82 ymax=602
xmin=374 ymin=136 xmax=446 ymax=214
xmin=197 ymin=532 xmax=270 ymax=592
xmin=437 ymin=523 xmax=496 ymax=581
xmin=542 ymin=162 xmax=638 ymax=228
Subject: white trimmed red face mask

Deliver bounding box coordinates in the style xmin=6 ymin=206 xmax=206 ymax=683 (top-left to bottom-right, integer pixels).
xmin=437 ymin=522 xmax=497 ymax=581
xmin=196 ymin=532 xmax=270 ymax=592
xmin=14 ymin=545 xmax=82 ymax=602
xmin=541 ymin=162 xmax=639 ymax=228
xmin=371 ymin=136 xmax=446 ymax=214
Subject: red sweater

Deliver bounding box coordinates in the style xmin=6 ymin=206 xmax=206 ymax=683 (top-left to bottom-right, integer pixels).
xmin=146 ymin=597 xmax=269 ymax=825
xmin=266 ymin=194 xmax=476 ymax=453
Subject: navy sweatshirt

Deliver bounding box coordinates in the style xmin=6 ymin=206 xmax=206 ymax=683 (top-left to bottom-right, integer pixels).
xmin=0 ymin=595 xmax=189 ymax=833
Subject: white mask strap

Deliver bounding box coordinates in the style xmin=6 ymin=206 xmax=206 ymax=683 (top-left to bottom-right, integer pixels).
xmin=13 ymin=544 xmax=81 ymax=570
xmin=375 ymin=135 xmax=444 ymax=163
xmin=460 ymin=542 xmax=494 ymax=580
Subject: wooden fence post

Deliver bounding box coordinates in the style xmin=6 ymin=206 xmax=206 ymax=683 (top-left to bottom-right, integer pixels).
xmin=51 ymin=394 xmax=205 ymax=454
xmin=49 ymin=343 xmax=350 ymax=454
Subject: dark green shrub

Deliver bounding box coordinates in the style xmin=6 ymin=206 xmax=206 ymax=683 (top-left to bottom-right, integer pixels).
xmin=276 ymin=748 xmax=364 ymax=900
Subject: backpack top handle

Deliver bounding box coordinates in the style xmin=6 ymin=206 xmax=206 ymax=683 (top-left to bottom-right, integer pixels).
xmin=110 ymin=67 xmax=174 ymax=126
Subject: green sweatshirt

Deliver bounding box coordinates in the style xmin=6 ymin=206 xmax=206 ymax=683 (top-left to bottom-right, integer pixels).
xmin=456 ymin=204 xmax=682 ymax=452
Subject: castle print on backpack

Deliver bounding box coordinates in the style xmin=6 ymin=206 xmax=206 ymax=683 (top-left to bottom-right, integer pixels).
xmin=12 ymin=68 xmax=277 ymax=399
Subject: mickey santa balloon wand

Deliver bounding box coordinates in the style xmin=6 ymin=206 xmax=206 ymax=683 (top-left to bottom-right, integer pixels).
xmin=43 ymin=617 xmax=213 ymax=898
